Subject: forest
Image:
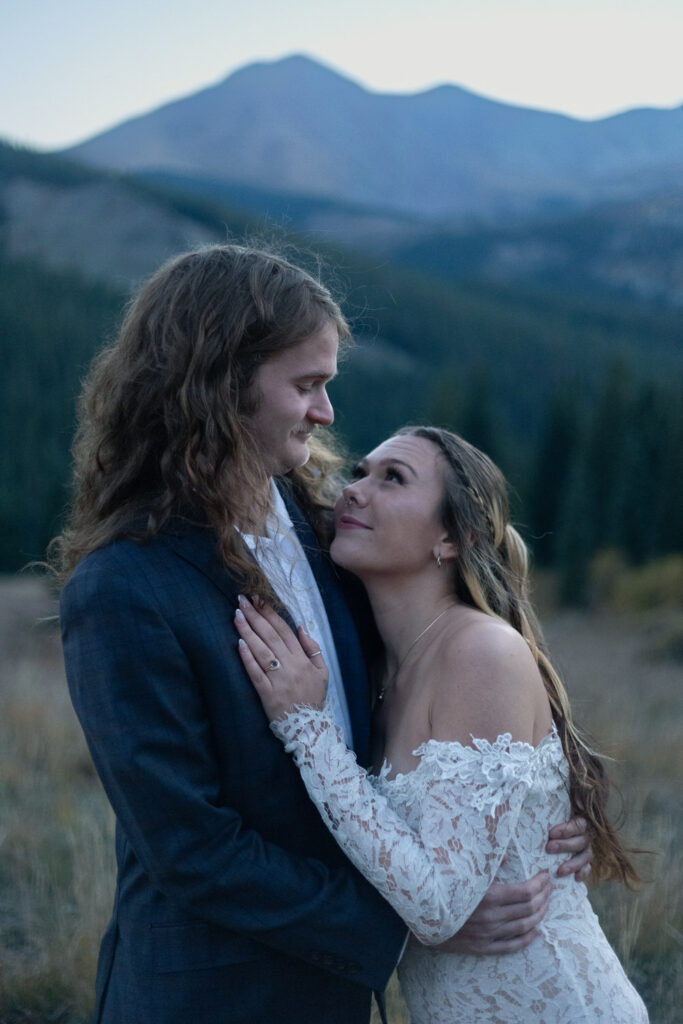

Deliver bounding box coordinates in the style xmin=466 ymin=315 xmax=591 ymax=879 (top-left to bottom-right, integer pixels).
xmin=1 ymin=141 xmax=682 ymax=605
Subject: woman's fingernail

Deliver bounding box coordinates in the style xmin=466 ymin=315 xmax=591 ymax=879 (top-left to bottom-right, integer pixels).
xmin=238 ymin=638 xmax=247 ymax=648
xmin=235 ymin=608 xmax=244 ymax=620
xmin=238 ymin=594 xmax=246 ymax=605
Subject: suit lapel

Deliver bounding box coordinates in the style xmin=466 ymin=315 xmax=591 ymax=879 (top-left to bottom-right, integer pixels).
xmin=162 ymin=522 xmax=243 ymax=603
xmin=277 ymin=482 xmax=372 ymax=764
xmin=160 ymin=492 xmax=372 ymax=764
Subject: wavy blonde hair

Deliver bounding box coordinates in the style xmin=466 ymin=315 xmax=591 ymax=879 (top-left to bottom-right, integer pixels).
xmin=396 ymin=426 xmax=641 ymax=887
xmin=51 ymin=244 xmax=349 ymax=598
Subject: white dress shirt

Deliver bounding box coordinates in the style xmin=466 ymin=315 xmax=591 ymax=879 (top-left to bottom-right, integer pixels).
xmin=239 ymin=482 xmax=354 ymax=749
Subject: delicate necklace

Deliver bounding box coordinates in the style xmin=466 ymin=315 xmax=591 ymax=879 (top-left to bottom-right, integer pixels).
xmin=376 ymin=606 xmax=452 ymax=703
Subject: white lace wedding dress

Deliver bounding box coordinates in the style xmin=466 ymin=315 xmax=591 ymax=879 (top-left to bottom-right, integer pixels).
xmin=272 ymin=705 xmax=648 ymax=1023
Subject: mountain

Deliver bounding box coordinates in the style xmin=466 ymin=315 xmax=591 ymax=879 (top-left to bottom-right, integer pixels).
xmin=391 ymin=192 xmax=683 ymax=307
xmin=62 ymin=55 xmax=683 ymax=220
xmin=1 ymin=141 xmax=682 ymax=573
xmin=0 ymin=143 xmax=250 ymax=289
xmin=2 ymin=138 xmax=681 ymax=444
xmin=135 ymin=170 xmax=683 ymax=307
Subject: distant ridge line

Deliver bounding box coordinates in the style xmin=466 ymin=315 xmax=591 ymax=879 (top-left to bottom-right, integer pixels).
xmin=60 ymin=54 xmax=683 ymax=220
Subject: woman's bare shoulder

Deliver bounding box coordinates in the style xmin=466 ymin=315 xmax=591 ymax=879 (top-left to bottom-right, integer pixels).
xmin=429 ymin=610 xmax=544 ymax=744
xmin=441 ymin=609 xmax=536 ymax=673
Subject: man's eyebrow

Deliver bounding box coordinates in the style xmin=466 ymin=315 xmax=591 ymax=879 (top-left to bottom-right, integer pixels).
xmin=295 ymin=369 xmax=338 ymax=381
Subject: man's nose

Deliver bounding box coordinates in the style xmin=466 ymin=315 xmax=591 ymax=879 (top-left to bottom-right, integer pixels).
xmin=308 ymin=389 xmax=334 ymax=426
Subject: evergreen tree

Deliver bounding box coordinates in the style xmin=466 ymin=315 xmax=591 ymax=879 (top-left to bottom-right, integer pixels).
xmin=459 ymin=368 xmax=502 ymax=464
xmin=0 ymin=257 xmax=123 ymax=570
xmin=655 ymin=384 xmax=683 ymax=555
xmin=618 ymin=382 xmax=683 ymax=562
xmin=609 ymin=383 xmax=667 ymax=563
xmin=582 ymin=360 xmax=633 ymax=550
xmin=426 ymin=363 xmax=463 ymax=433
xmin=528 ymin=389 xmax=581 ymax=564
xmin=556 ymin=442 xmax=594 ymax=606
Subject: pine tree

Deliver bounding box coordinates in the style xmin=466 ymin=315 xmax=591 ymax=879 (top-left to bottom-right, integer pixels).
xmin=609 ymin=383 xmax=667 ymax=563
xmin=555 ymin=434 xmax=595 ymax=606
xmin=459 ymin=368 xmax=503 ymax=465
xmin=582 ymin=360 xmax=633 ymax=551
xmin=528 ymin=389 xmax=581 ymax=565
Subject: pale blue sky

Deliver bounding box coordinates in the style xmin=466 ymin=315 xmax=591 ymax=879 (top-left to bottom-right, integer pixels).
xmin=3 ymin=0 xmax=682 ymax=150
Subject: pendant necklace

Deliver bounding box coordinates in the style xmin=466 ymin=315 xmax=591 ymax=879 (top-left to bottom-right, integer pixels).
xmin=376 ymin=606 xmax=452 ymax=703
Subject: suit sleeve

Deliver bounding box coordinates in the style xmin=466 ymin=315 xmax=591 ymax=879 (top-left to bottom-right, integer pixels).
xmin=60 ymin=554 xmax=406 ymax=989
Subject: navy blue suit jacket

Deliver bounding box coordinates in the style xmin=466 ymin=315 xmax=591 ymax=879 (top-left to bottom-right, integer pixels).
xmin=61 ymin=485 xmax=405 ymax=1024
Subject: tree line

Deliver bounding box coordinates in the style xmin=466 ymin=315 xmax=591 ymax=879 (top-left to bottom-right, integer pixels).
xmin=530 ymin=366 xmax=683 ymax=603
xmin=1 ymin=251 xmax=680 ymax=603
xmin=414 ymin=357 xmax=682 ymax=604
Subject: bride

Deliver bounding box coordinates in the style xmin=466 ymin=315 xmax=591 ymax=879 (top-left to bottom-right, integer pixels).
xmin=235 ymin=426 xmax=648 ymax=1023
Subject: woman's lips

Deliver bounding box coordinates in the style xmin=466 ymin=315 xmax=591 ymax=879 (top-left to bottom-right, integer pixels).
xmin=337 ymin=515 xmax=371 ymax=530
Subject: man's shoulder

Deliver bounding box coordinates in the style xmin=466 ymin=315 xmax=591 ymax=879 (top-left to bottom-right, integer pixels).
xmin=67 ymin=533 xmax=167 ymax=580
xmin=64 ymin=523 xmax=217 ymax=596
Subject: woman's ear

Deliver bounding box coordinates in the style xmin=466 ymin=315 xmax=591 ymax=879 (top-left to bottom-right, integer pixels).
xmin=433 ymin=537 xmax=456 ymax=566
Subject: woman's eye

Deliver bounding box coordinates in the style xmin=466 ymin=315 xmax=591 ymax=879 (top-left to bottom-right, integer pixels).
xmin=351 ymin=464 xmax=366 ymax=480
xmin=386 ymin=467 xmax=404 ymax=483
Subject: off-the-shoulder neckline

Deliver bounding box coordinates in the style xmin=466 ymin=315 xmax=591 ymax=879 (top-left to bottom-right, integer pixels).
xmin=375 ymin=722 xmax=560 ymax=785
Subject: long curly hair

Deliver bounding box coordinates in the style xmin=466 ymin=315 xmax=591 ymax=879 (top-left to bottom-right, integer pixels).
xmin=396 ymin=426 xmax=641 ymax=888
xmin=51 ymin=244 xmax=350 ymax=598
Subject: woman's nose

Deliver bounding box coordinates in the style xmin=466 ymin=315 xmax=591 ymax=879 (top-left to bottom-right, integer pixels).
xmin=341 ymin=479 xmax=367 ymax=506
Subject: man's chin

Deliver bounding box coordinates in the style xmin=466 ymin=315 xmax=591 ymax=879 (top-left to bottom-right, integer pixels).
xmin=272 ymin=445 xmax=311 ymax=476
xmin=292 ymin=439 xmax=312 ymax=467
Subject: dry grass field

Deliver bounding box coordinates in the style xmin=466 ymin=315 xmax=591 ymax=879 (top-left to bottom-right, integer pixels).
xmin=1 ymin=574 xmax=681 ymax=1023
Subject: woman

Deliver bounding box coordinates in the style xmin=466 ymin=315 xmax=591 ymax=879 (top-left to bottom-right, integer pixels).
xmin=235 ymin=426 xmax=648 ymax=1023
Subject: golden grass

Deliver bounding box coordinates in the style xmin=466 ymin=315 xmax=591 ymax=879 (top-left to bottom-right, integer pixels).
xmin=0 ymin=577 xmax=115 ymax=1023
xmin=0 ymin=576 xmax=680 ymax=1023
xmin=544 ymin=608 xmax=683 ymax=1021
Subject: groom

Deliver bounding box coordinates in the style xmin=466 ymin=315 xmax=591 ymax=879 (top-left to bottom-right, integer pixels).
xmin=59 ymin=244 xmax=590 ymax=1024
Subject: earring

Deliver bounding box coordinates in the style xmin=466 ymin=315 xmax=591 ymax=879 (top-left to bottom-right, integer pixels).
xmin=436 ymin=553 xmax=442 ymax=569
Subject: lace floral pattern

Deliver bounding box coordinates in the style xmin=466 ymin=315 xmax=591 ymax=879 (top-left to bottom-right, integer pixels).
xmin=273 ymin=704 xmax=648 ymax=1023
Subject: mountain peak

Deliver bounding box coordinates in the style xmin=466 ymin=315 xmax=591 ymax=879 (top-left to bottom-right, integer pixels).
xmin=61 ymin=56 xmax=683 ymax=220
xmin=219 ymin=53 xmax=367 ymax=94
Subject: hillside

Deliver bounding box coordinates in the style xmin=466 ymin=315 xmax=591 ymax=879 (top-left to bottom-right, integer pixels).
xmin=0 ymin=144 xmax=253 ymax=289
xmin=392 ymin=193 xmax=683 ymax=307
xmin=137 ymin=169 xmax=683 ymax=308
xmin=1 ymin=140 xmax=681 ymax=574
xmin=3 ymin=141 xmax=680 ymax=421
xmin=62 ymin=55 xmax=683 ymax=221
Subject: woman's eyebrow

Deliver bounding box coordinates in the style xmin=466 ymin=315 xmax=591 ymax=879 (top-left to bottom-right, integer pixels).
xmin=361 ymin=456 xmax=418 ymax=478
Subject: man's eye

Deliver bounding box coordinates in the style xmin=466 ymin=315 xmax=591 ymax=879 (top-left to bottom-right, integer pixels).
xmin=351 ymin=464 xmax=366 ymax=480
xmin=386 ymin=467 xmax=404 ymax=483
xmin=297 ymin=384 xmax=314 ymax=394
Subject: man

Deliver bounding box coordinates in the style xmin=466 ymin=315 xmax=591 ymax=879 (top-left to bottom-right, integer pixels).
xmin=58 ymin=245 xmax=589 ymax=1024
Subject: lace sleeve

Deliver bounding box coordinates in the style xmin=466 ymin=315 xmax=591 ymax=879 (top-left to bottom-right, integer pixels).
xmin=272 ymin=704 xmax=536 ymax=945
